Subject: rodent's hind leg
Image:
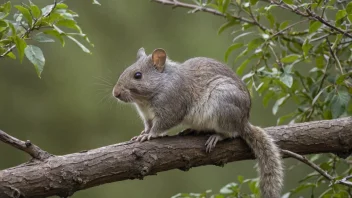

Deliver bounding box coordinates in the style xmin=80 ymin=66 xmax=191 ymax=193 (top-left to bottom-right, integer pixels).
xmin=205 ymin=134 xmax=226 ymax=153
xmin=232 ymin=131 xmax=240 ymax=138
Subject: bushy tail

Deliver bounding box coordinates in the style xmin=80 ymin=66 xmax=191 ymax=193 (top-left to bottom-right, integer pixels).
xmin=242 ymin=123 xmax=283 ymax=198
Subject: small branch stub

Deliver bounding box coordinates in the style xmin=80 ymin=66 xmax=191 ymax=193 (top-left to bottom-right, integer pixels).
xmin=0 ymin=130 xmax=52 ymax=160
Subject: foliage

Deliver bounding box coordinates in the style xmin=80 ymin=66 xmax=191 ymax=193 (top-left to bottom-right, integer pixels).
xmin=0 ymin=0 xmax=99 ymax=78
xmin=159 ymin=0 xmax=352 ymax=197
xmin=1 ymin=0 xmax=351 ymax=197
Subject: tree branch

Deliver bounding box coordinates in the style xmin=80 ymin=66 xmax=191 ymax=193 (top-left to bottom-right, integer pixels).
xmin=0 ymin=130 xmax=52 ymax=161
xmin=0 ymin=117 xmax=351 ymax=198
xmin=152 ymin=0 xmax=255 ymax=25
xmin=152 ymin=0 xmax=304 ymax=45
xmin=266 ymin=0 xmax=352 ymax=39
xmin=282 ymin=150 xmax=352 ymax=187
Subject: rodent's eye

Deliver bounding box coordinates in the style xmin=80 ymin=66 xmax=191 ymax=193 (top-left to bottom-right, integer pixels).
xmin=134 ymin=72 xmax=142 ymax=80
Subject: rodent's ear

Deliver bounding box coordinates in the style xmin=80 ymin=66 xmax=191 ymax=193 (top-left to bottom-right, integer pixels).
xmin=152 ymin=48 xmax=167 ymax=72
xmin=137 ymin=47 xmax=146 ymax=60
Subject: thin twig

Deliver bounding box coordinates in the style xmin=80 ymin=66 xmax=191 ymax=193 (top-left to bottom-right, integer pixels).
xmin=307 ymin=60 xmax=330 ymax=120
xmin=326 ymin=38 xmax=344 ymax=74
xmin=265 ymin=0 xmax=352 ymax=39
xmin=310 ymin=34 xmax=330 ymax=42
xmin=0 ymin=130 xmax=52 ymax=160
xmin=153 ymin=0 xmax=304 ymax=45
xmin=269 ymin=19 xmax=309 ymax=40
xmin=282 ymin=150 xmax=352 ymax=187
xmin=268 ymin=45 xmax=283 ymax=69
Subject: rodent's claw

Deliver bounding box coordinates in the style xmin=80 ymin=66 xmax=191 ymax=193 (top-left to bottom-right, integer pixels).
xmin=133 ymin=133 xmax=159 ymax=142
xmin=205 ymin=134 xmax=224 ymax=153
xmin=131 ymin=136 xmax=138 ymax=141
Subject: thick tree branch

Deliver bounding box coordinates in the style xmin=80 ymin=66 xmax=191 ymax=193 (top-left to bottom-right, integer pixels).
xmin=0 ymin=117 xmax=352 ymax=198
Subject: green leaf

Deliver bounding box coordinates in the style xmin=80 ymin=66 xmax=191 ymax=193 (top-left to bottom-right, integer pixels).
xmin=0 ymin=19 xmax=8 ymax=32
xmin=335 ymin=10 xmax=347 ymax=22
xmin=312 ymin=89 xmax=324 ymax=105
xmin=237 ymin=175 xmax=244 ymax=183
xmin=250 ymin=0 xmax=258 ymax=6
xmin=315 ymin=55 xmax=325 ymax=69
xmin=279 ymin=21 xmax=289 ymax=30
xmin=281 ymin=54 xmax=300 ymax=63
xmin=92 ymin=0 xmax=101 ymax=5
xmin=25 ymin=45 xmax=45 ymax=78
xmin=347 ymin=2 xmax=352 ymax=14
xmin=282 ymin=0 xmax=293 ymax=5
xmin=277 ymin=112 xmax=296 ymax=125
xmin=218 ymin=19 xmax=239 ymax=35
xmin=56 ymin=3 xmax=68 ymax=9
xmin=0 ymin=2 xmax=11 ymax=19
xmin=221 ymin=0 xmax=230 ymax=13
xmin=220 ymin=183 xmax=238 ymax=194
xmin=248 ymin=180 xmax=259 ymax=194
xmin=67 ymin=36 xmax=91 ymax=54
xmin=263 ymin=90 xmax=275 ymax=107
xmin=43 ymin=29 xmax=65 ymax=46
xmin=336 ymin=72 xmax=352 ymax=85
xmin=56 ymin=19 xmax=80 ymax=31
xmin=280 ymin=73 xmax=293 ymax=88
xmin=41 ymin=4 xmax=55 ymax=16
xmin=235 ymin=48 xmax=248 ymax=62
xmin=236 ymin=59 xmax=250 ymax=75
xmin=225 ymin=43 xmax=243 ymax=62
xmin=33 ymin=32 xmax=55 ymax=43
xmin=14 ymin=36 xmax=27 ymax=63
xmin=331 ymin=91 xmax=351 ymax=118
xmin=309 ymin=21 xmax=322 ymax=34
xmin=232 ymin=32 xmax=253 ymax=42
xmin=272 ymin=94 xmax=289 ymax=115
xmin=14 ymin=5 xmax=32 ymax=26
xmin=8 ymin=22 xmax=16 ymax=36
xmin=302 ymin=39 xmax=313 ymax=57
xmin=348 ymin=14 xmax=352 ymax=23
xmin=247 ymin=38 xmax=264 ymax=51
xmin=265 ymin=12 xmax=275 ymax=28
xmin=29 ymin=0 xmax=41 ymax=18
xmin=291 ymin=183 xmax=316 ymax=194
xmin=6 ymin=52 xmax=16 ymax=59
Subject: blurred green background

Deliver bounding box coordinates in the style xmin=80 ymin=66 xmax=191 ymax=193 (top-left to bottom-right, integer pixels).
xmin=0 ymin=1 xmax=313 ymax=197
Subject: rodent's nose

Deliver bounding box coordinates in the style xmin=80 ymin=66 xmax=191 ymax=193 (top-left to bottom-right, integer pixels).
xmin=113 ymin=87 xmax=121 ymax=98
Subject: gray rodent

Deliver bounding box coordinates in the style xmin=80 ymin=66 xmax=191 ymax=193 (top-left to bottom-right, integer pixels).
xmin=112 ymin=48 xmax=283 ymax=198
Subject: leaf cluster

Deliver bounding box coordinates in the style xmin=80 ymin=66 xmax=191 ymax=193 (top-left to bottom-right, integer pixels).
xmin=0 ymin=0 xmax=100 ymax=78
xmin=171 ymin=0 xmax=352 ymax=197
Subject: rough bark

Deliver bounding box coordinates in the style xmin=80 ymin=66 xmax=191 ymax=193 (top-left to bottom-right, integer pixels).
xmin=0 ymin=117 xmax=352 ymax=198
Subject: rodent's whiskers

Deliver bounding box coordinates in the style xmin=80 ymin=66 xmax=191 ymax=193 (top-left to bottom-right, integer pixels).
xmin=92 ymin=75 xmax=117 ymax=109
xmin=93 ymin=76 xmax=114 ymax=87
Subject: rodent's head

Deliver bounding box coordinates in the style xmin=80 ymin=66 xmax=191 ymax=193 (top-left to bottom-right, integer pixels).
xmin=112 ymin=47 xmax=167 ymax=103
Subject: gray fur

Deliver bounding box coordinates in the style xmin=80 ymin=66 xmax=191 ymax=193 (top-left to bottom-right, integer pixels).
xmin=113 ymin=48 xmax=284 ymax=198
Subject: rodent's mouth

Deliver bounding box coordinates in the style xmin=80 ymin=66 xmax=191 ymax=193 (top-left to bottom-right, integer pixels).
xmin=115 ymin=94 xmax=133 ymax=103
xmin=116 ymin=97 xmax=133 ymax=103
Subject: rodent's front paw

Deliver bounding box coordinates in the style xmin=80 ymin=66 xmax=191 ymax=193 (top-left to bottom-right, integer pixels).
xmin=140 ymin=130 xmax=148 ymax=135
xmin=132 ymin=133 xmax=159 ymax=142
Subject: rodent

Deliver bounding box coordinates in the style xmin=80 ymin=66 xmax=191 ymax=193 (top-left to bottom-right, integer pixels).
xmin=112 ymin=48 xmax=283 ymax=198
